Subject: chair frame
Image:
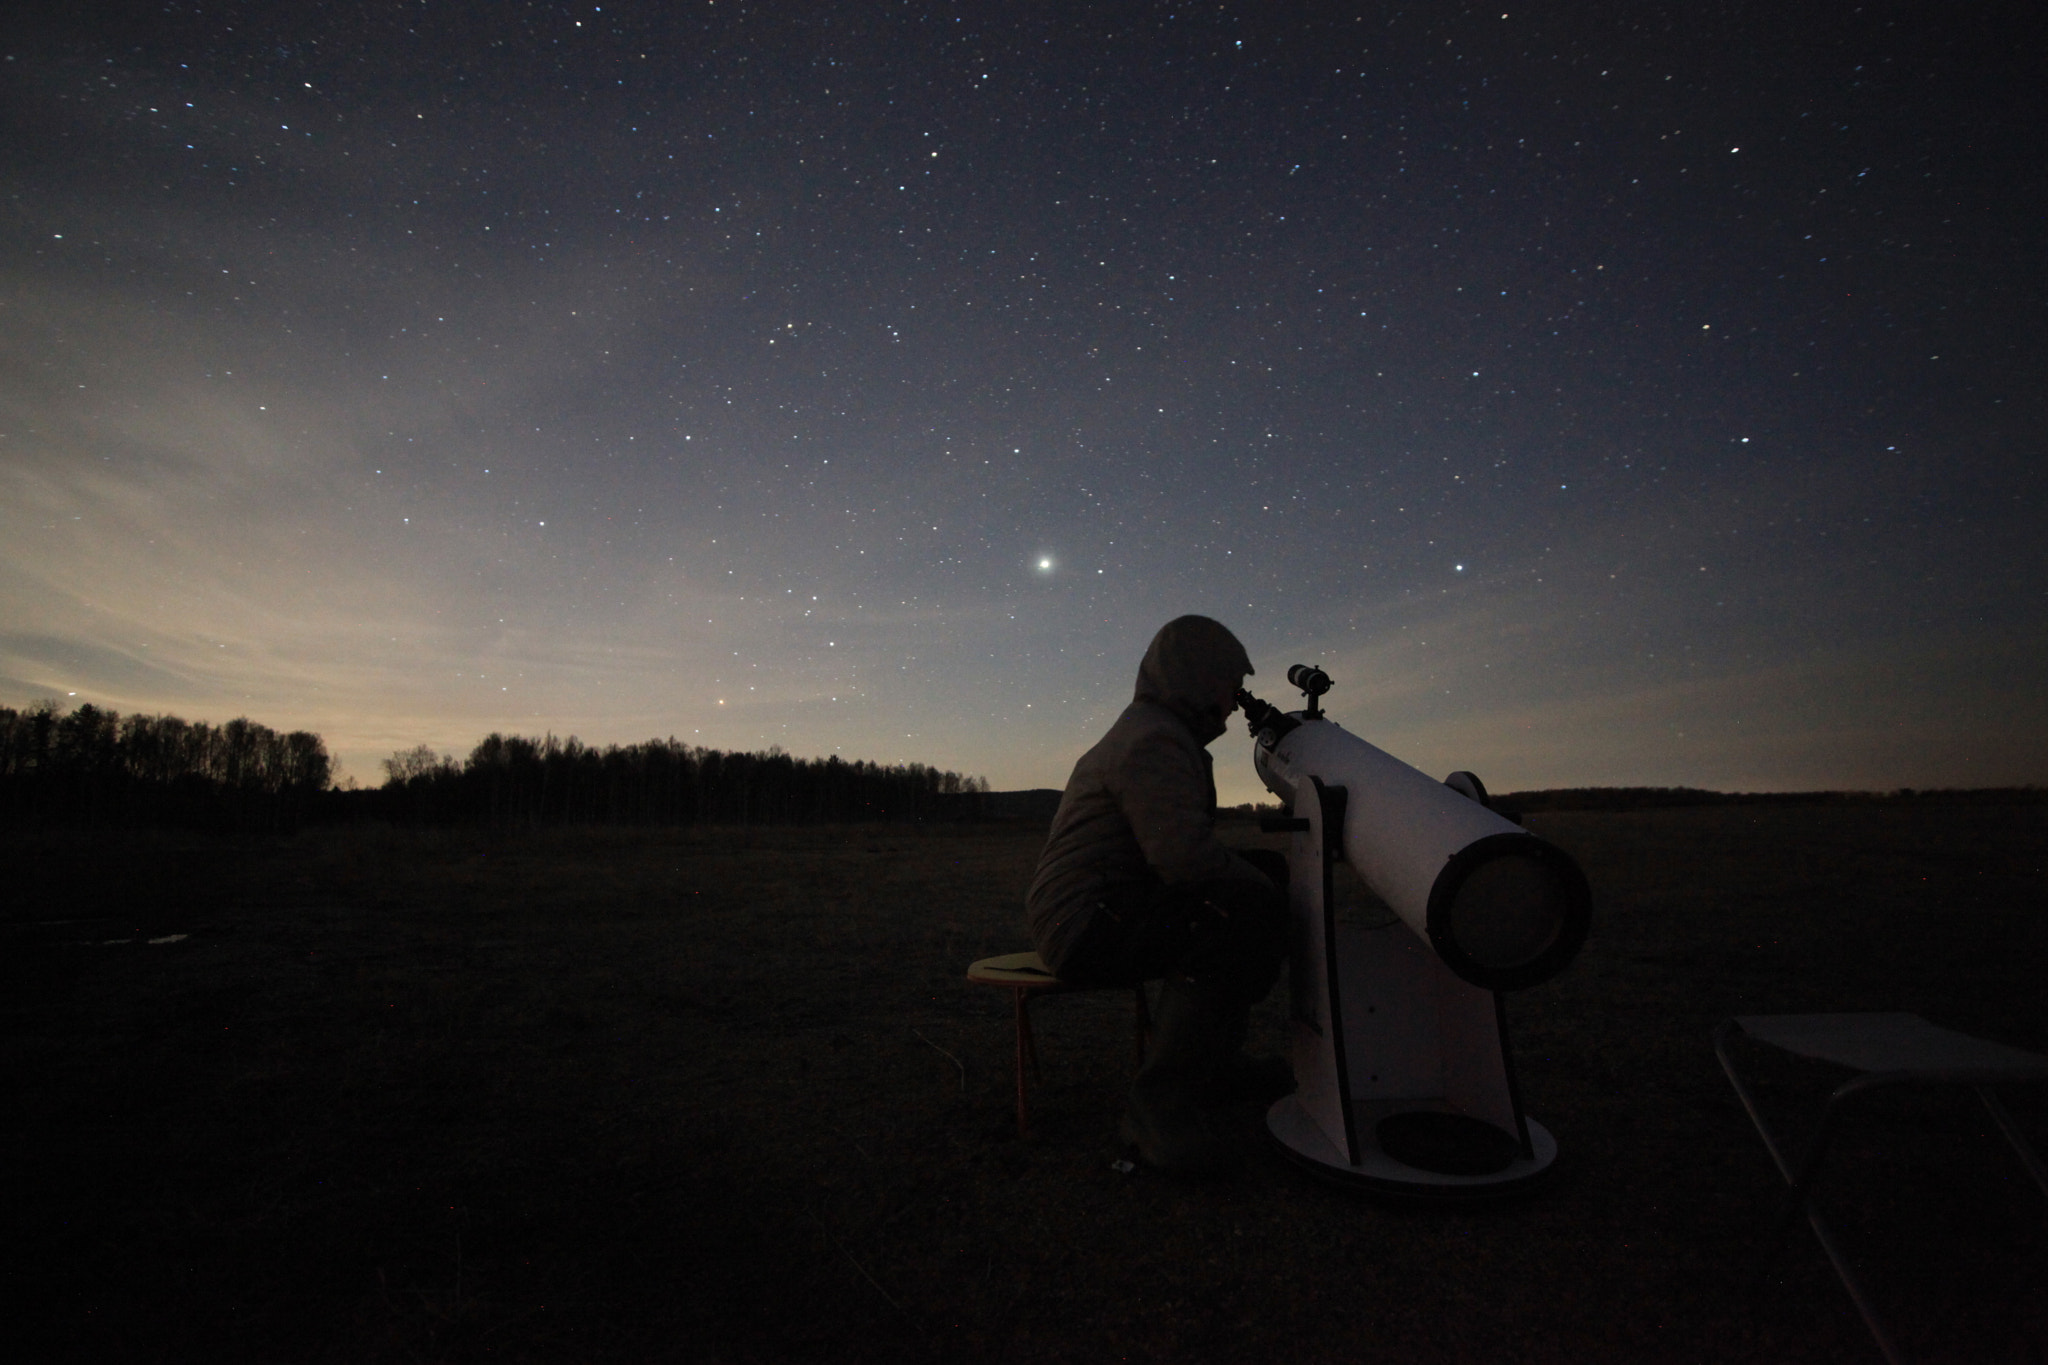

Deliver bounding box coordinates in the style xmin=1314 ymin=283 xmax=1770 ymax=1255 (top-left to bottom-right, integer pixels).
xmin=1714 ymin=1014 xmax=2048 ymax=1364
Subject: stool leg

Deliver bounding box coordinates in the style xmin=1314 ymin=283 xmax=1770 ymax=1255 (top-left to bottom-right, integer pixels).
xmin=1012 ymin=987 xmax=1032 ymax=1137
xmin=1133 ymin=982 xmax=1152 ymax=1066
xmin=1019 ymin=989 xmax=1043 ymax=1083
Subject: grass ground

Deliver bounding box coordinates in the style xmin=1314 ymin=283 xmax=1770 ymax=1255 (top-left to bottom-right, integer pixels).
xmin=5 ymin=803 xmax=2045 ymax=1363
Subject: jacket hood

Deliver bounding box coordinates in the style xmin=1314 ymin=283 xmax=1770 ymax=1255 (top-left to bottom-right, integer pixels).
xmin=1134 ymin=615 xmax=1254 ymax=743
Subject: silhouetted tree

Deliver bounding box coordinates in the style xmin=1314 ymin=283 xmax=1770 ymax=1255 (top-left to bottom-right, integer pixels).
xmin=367 ymin=729 xmax=989 ymax=830
xmin=0 ymin=701 xmax=333 ymax=830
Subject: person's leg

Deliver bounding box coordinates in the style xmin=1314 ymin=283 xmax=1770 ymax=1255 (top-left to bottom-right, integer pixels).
xmin=1122 ymin=972 xmax=1244 ymax=1172
xmin=1112 ymin=872 xmax=1291 ymax=1173
xmin=1159 ymin=873 xmax=1293 ymax=1105
xmin=1045 ymin=886 xmax=1246 ymax=1171
xmin=1051 ymin=863 xmax=1294 ymax=1170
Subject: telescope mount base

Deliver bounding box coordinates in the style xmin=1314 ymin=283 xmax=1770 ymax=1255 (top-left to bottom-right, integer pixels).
xmin=1267 ymin=1096 xmax=1558 ymax=1203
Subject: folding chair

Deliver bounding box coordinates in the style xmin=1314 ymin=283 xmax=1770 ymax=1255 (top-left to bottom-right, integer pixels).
xmin=1714 ymin=1013 xmax=2048 ymax=1364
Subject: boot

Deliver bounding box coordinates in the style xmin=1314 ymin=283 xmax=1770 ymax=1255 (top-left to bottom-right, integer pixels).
xmin=1120 ymin=976 xmax=1243 ymax=1176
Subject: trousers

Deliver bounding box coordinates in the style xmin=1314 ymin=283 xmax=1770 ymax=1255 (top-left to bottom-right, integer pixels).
xmin=1052 ymin=848 xmax=1289 ymax=1005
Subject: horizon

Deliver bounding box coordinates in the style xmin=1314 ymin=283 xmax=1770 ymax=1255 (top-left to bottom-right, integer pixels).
xmin=11 ymin=694 xmax=2044 ymax=808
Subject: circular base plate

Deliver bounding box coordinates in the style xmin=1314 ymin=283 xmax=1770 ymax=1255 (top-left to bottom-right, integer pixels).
xmin=1267 ymin=1097 xmax=1558 ymax=1203
xmin=1375 ymin=1110 xmax=1523 ymax=1175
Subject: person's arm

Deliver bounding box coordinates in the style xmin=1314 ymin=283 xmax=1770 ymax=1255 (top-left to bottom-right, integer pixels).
xmin=1115 ymin=728 xmax=1265 ymax=887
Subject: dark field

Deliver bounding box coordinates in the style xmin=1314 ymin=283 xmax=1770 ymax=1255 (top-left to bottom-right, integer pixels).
xmin=7 ymin=804 xmax=2046 ymax=1363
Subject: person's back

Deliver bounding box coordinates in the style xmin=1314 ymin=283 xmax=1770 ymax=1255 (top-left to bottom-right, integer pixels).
xmin=1024 ymin=615 xmax=1292 ymax=1174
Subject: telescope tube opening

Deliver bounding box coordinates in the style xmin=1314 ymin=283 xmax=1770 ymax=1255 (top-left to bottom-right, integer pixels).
xmin=1425 ymin=834 xmax=1591 ymax=991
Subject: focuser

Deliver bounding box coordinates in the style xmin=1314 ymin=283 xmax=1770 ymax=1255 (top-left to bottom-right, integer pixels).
xmin=1235 ymin=688 xmax=1300 ymax=749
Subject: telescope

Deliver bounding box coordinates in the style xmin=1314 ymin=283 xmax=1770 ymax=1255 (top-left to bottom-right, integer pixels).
xmin=1239 ymin=668 xmax=1590 ymax=1199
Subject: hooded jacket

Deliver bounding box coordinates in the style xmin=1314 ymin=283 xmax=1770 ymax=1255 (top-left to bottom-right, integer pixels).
xmin=1025 ymin=616 xmax=1271 ymax=971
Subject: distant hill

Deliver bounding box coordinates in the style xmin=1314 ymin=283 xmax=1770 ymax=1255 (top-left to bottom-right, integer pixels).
xmin=1225 ymin=785 xmax=2047 ymax=820
xmin=1498 ymin=785 xmax=2048 ymax=812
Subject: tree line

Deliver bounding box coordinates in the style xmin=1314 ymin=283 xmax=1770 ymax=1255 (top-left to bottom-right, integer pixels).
xmin=0 ymin=700 xmax=332 ymax=831
xmin=0 ymin=700 xmax=992 ymax=832
xmin=370 ymin=732 xmax=990 ymax=829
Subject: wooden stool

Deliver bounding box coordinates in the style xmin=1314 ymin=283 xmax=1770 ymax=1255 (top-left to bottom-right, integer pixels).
xmin=966 ymin=951 xmax=1151 ymax=1137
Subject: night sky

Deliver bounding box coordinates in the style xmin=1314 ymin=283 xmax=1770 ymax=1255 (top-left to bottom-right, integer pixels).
xmin=5 ymin=2 xmax=2043 ymax=801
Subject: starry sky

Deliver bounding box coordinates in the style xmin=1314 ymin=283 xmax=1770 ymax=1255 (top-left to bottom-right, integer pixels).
xmin=4 ymin=2 xmax=2043 ymax=801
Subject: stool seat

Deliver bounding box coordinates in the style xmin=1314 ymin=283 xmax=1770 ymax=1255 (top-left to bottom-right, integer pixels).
xmin=967 ymin=952 xmax=1151 ymax=1137
xmin=967 ymin=951 xmax=1070 ymax=989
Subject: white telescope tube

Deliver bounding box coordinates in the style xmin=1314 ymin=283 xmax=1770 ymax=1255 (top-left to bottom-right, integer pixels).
xmin=1253 ymin=715 xmax=1589 ymax=991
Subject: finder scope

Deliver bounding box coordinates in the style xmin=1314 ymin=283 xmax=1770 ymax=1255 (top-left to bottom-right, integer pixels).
xmin=1287 ymin=663 xmax=1333 ymax=698
xmin=1285 ymin=663 xmax=1333 ymax=718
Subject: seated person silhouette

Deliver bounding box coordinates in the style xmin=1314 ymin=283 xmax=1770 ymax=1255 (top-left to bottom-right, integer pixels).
xmin=1025 ymin=615 xmax=1291 ymax=1174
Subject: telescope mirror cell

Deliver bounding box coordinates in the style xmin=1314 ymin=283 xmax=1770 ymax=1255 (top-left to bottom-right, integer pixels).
xmin=1443 ymin=852 xmax=1566 ymax=972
